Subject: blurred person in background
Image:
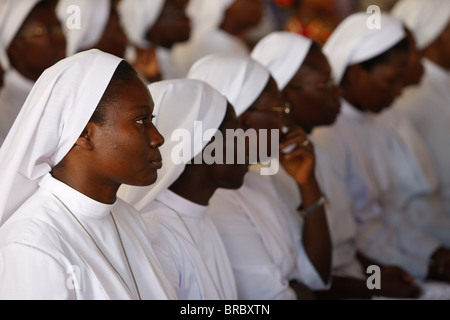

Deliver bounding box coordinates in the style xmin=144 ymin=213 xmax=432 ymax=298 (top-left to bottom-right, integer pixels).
xmin=172 ymin=0 xmax=264 ymax=74
xmin=57 ymin=0 xmax=127 ymax=58
xmin=282 ymin=0 xmax=355 ymax=46
xmin=390 ymin=0 xmax=450 ymax=218
xmin=313 ymin=13 xmax=450 ymax=297
xmin=0 ymin=0 xmax=66 ymax=146
xmin=118 ymin=0 xmax=191 ymax=82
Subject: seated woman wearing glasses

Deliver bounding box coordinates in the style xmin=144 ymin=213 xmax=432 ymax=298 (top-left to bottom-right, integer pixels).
xmin=188 ymin=53 xmax=332 ymax=300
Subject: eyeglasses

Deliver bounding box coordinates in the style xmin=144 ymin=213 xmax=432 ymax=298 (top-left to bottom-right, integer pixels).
xmin=17 ymin=25 xmax=64 ymax=39
xmin=248 ymin=102 xmax=291 ymax=115
xmin=288 ymin=77 xmax=337 ymax=91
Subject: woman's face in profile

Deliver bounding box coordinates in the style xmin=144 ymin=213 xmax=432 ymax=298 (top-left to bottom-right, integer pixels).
xmin=91 ymin=75 xmax=165 ymax=188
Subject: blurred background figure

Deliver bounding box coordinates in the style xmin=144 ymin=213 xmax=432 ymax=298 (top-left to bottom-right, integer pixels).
xmin=0 ymin=0 xmax=66 ymax=146
xmin=118 ymin=0 xmax=191 ymax=82
xmin=57 ymin=0 xmax=128 ymax=58
xmin=390 ymin=0 xmax=450 ymax=218
xmin=283 ymin=0 xmax=355 ymax=46
xmin=172 ymin=0 xmax=264 ymax=74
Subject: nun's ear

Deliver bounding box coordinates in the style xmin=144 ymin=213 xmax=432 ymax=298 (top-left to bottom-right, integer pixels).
xmin=74 ymin=125 xmax=95 ymax=151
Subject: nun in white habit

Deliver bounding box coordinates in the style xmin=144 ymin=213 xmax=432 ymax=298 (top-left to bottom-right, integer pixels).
xmin=118 ymin=79 xmax=241 ymax=300
xmin=312 ymin=13 xmax=450 ymax=294
xmin=188 ymin=53 xmax=331 ymax=300
xmin=0 ymin=49 xmax=176 ymax=300
xmin=171 ymin=0 xmax=255 ymax=75
xmin=118 ymin=0 xmax=189 ymax=80
xmin=251 ymin=31 xmax=366 ymax=285
xmin=391 ymin=0 xmax=450 ymax=217
xmin=0 ymin=0 xmax=66 ymax=146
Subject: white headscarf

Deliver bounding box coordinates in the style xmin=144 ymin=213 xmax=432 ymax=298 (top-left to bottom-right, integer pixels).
xmin=391 ymin=0 xmax=450 ymax=50
xmin=57 ymin=0 xmax=111 ymax=56
xmin=0 ymin=0 xmax=42 ymax=70
xmin=251 ymin=31 xmax=312 ymax=91
xmin=0 ymin=49 xmax=122 ymax=226
xmin=187 ymin=53 xmax=270 ymax=116
xmin=186 ymin=0 xmax=235 ymax=39
xmin=118 ymin=0 xmax=165 ymax=48
xmin=323 ymin=12 xmax=406 ymax=84
xmin=118 ymin=79 xmax=227 ymax=211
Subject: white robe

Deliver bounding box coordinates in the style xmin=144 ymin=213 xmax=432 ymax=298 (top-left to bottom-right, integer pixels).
xmin=139 ymin=189 xmax=238 ymax=300
xmin=208 ymin=169 xmax=328 ymax=300
xmin=312 ymin=100 xmax=441 ymax=280
xmin=172 ymin=29 xmax=249 ymax=77
xmin=393 ymin=59 xmax=450 ymax=216
xmin=0 ymin=174 xmax=176 ymax=300
xmin=0 ymin=69 xmax=34 ymax=146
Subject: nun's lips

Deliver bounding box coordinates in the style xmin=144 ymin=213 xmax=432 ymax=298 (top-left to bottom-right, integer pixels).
xmin=149 ymin=158 xmax=163 ymax=169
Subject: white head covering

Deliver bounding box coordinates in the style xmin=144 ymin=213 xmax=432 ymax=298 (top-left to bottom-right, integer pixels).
xmin=57 ymin=0 xmax=111 ymax=56
xmin=0 ymin=0 xmax=42 ymax=70
xmin=323 ymin=12 xmax=406 ymax=84
xmin=186 ymin=0 xmax=235 ymax=39
xmin=391 ymin=0 xmax=450 ymax=50
xmin=118 ymin=79 xmax=227 ymax=211
xmin=187 ymin=53 xmax=270 ymax=116
xmin=118 ymin=0 xmax=165 ymax=48
xmin=251 ymin=31 xmax=312 ymax=91
xmin=0 ymin=49 xmax=122 ymax=226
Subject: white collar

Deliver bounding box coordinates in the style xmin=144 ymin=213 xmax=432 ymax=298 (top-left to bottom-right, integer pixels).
xmin=39 ymin=174 xmax=115 ymax=219
xmin=155 ymin=188 xmax=208 ymax=219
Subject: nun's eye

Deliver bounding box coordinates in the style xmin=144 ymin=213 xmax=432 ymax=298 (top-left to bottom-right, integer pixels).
xmin=136 ymin=117 xmax=148 ymax=125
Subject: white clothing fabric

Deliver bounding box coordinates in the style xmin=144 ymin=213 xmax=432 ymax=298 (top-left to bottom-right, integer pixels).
xmin=187 ymin=53 xmax=270 ymax=116
xmin=0 ymin=0 xmax=41 ymax=70
xmin=141 ymin=189 xmax=237 ymax=300
xmin=57 ymin=0 xmax=110 ymax=56
xmin=391 ymin=0 xmax=450 ymax=50
xmin=118 ymin=79 xmax=227 ymax=209
xmin=376 ymin=105 xmax=450 ymax=247
xmin=117 ymin=0 xmax=165 ymax=48
xmin=392 ymin=58 xmax=450 ymax=216
xmin=0 ymin=69 xmax=35 ymax=146
xmin=251 ymin=31 xmax=312 ymax=91
xmin=0 ymin=174 xmax=176 ymax=300
xmin=312 ymin=100 xmax=441 ymax=280
xmin=208 ymin=169 xmax=328 ymax=300
xmin=0 ymin=49 xmax=119 ymax=226
xmin=322 ymin=13 xmax=406 ymax=84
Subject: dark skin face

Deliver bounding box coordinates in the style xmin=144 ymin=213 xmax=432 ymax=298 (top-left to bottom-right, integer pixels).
xmin=342 ymin=49 xmax=409 ymax=114
xmin=169 ymin=104 xmax=249 ymax=205
xmin=283 ymin=46 xmax=341 ymax=133
xmin=90 ymin=3 xmax=128 ymax=58
xmin=146 ymin=0 xmax=191 ymax=49
xmin=220 ymin=0 xmax=264 ymax=37
xmin=7 ymin=1 xmax=66 ymax=82
xmin=51 ymin=74 xmax=164 ymax=204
